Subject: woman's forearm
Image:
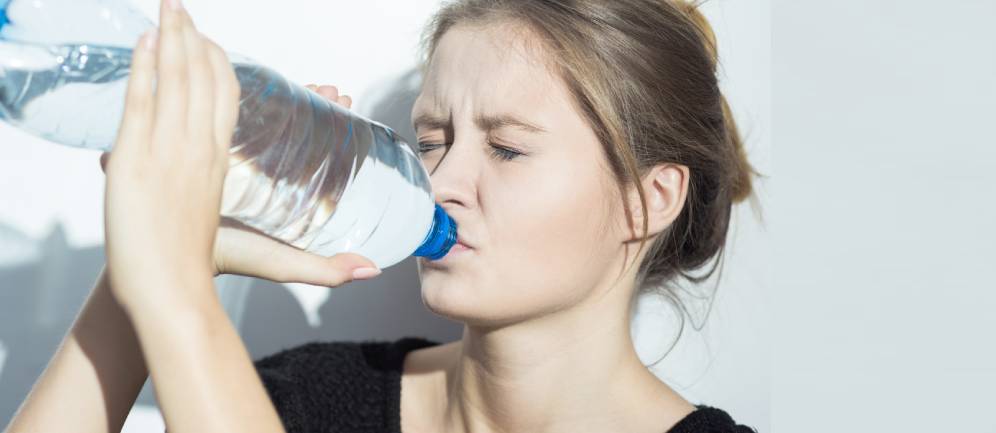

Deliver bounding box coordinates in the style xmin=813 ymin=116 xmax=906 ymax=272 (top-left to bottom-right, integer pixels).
xmin=124 ymin=274 xmax=284 ymax=433
xmin=4 ymin=265 xmax=150 ymax=433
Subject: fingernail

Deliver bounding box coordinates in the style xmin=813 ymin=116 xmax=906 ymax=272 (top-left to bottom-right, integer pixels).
xmin=352 ymin=267 xmax=382 ymax=280
xmin=168 ymin=0 xmax=183 ymax=11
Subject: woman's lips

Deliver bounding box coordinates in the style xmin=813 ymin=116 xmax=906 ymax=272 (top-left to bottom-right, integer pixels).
xmin=423 ymin=241 xmax=473 ymax=267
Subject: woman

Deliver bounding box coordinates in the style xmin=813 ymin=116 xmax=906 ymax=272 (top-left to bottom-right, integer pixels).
xmin=5 ymin=0 xmax=759 ymax=432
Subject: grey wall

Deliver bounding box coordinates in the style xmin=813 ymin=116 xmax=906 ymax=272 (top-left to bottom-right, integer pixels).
xmin=773 ymin=1 xmax=996 ymax=431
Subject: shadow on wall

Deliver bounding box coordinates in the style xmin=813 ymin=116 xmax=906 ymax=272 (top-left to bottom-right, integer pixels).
xmin=0 ymin=67 xmax=462 ymax=428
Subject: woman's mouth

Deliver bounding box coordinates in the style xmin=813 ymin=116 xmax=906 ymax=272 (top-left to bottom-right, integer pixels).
xmin=423 ymin=240 xmax=474 ymax=267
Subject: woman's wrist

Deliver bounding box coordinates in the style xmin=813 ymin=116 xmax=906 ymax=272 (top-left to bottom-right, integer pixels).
xmin=113 ymin=267 xmax=220 ymax=327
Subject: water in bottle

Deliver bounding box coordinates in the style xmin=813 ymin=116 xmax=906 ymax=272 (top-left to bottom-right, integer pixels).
xmin=0 ymin=0 xmax=457 ymax=269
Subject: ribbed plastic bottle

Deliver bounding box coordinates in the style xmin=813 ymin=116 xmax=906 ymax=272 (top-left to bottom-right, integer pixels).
xmin=0 ymin=0 xmax=456 ymax=269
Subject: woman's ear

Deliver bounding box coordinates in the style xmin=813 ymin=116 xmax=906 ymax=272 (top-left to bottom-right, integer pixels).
xmin=622 ymin=163 xmax=689 ymax=242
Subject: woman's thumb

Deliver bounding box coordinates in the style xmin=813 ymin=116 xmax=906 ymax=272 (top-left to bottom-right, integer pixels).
xmin=215 ymin=218 xmax=383 ymax=286
xmin=230 ymin=246 xmax=381 ymax=287
xmin=324 ymin=253 xmax=382 ymax=284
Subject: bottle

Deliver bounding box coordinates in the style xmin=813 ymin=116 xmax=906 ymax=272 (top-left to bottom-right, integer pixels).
xmin=0 ymin=0 xmax=456 ymax=270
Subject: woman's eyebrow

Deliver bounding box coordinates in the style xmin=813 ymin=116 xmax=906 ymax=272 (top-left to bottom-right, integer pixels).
xmin=413 ymin=112 xmax=548 ymax=134
xmin=413 ymin=113 xmax=451 ymax=132
xmin=476 ymin=113 xmax=548 ymax=134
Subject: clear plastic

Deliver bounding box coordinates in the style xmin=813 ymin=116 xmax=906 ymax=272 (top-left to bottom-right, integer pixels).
xmin=0 ymin=0 xmax=456 ymax=269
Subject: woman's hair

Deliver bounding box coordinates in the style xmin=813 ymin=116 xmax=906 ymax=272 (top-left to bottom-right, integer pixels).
xmin=417 ymin=0 xmax=765 ymax=363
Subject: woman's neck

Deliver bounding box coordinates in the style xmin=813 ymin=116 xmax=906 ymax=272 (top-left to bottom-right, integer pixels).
xmin=431 ymin=291 xmax=695 ymax=433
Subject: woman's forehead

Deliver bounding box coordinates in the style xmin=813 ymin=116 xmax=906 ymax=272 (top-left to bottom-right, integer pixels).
xmin=412 ymin=75 xmax=569 ymax=135
xmin=416 ymin=27 xmax=571 ymax=128
xmin=430 ymin=25 xmax=558 ymax=88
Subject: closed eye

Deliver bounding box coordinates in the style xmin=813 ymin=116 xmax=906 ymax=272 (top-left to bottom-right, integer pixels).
xmin=416 ymin=142 xmax=524 ymax=162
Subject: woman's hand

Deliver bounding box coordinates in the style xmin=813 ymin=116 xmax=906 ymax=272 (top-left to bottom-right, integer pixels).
xmin=305 ymin=84 xmax=353 ymax=109
xmin=101 ymin=2 xmax=238 ymax=312
xmin=206 ymin=84 xmax=380 ymax=285
xmin=100 ymin=79 xmax=380 ymax=299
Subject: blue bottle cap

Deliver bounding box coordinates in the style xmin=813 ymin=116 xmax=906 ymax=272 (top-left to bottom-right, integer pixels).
xmin=0 ymin=2 xmax=9 ymax=34
xmin=413 ymin=203 xmax=457 ymax=260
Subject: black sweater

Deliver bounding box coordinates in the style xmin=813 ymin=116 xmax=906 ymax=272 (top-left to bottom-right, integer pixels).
xmin=249 ymin=336 xmax=757 ymax=433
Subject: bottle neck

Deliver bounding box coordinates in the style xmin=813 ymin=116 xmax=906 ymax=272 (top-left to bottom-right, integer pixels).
xmin=413 ymin=203 xmax=457 ymax=260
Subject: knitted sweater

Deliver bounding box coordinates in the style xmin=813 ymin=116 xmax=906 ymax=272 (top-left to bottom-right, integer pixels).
xmin=249 ymin=336 xmax=757 ymax=433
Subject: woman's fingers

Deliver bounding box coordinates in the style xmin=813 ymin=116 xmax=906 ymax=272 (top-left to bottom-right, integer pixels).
xmin=153 ymin=0 xmax=189 ymax=146
xmin=306 ymin=84 xmax=353 ymax=109
xmin=318 ymin=85 xmax=353 ymax=108
xmin=318 ymin=85 xmax=339 ymax=101
xmin=204 ymin=38 xmax=241 ymax=157
xmin=214 ymin=222 xmax=380 ymax=286
xmin=114 ymin=29 xmax=158 ymax=154
xmin=178 ymin=11 xmax=215 ymax=160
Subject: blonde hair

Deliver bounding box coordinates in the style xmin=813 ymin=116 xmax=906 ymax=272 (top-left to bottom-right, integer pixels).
xmin=418 ymin=0 xmax=765 ymax=363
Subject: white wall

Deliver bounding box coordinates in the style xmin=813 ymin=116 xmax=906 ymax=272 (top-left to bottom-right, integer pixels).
xmin=0 ymin=0 xmax=771 ymax=431
xmin=773 ymin=1 xmax=996 ymax=431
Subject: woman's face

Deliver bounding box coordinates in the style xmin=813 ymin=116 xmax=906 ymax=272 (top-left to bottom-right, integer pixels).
xmin=413 ymin=23 xmax=631 ymax=327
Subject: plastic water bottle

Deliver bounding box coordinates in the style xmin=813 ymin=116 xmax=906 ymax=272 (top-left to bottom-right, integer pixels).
xmin=0 ymin=0 xmax=456 ymax=269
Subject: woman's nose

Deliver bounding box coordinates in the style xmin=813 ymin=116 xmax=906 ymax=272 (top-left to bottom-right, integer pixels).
xmin=425 ymin=141 xmax=478 ymax=209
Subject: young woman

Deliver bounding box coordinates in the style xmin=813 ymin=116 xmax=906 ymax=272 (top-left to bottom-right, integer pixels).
xmin=5 ymin=0 xmax=759 ymax=432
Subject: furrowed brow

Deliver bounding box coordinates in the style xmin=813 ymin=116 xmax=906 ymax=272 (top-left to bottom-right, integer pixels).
xmin=413 ymin=113 xmax=451 ymax=132
xmin=474 ymin=113 xmax=547 ymax=134
xmin=413 ymin=112 xmax=547 ymax=135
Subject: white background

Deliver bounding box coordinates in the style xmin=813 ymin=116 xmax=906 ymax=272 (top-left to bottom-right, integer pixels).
xmin=0 ymin=0 xmax=772 ymax=431
xmin=774 ymin=1 xmax=996 ymax=431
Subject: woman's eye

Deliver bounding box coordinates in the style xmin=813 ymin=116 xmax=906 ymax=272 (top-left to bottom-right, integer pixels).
xmin=489 ymin=144 xmax=522 ymax=161
xmin=417 ymin=142 xmax=442 ymax=154
xmin=415 ymin=142 xmax=524 ymax=162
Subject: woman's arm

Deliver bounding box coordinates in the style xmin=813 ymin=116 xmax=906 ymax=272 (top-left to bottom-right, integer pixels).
xmin=4 ymin=266 xmax=284 ymax=433
xmin=93 ymin=2 xmax=282 ymax=429
xmin=4 ymin=266 xmax=150 ymax=433
xmin=124 ymin=272 xmax=284 ymax=433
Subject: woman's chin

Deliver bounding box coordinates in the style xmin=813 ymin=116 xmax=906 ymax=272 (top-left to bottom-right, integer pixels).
xmin=418 ymin=277 xmax=491 ymax=324
xmin=419 ymin=276 xmax=471 ymax=314
xmin=419 ymin=278 xmax=538 ymax=328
